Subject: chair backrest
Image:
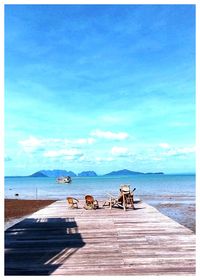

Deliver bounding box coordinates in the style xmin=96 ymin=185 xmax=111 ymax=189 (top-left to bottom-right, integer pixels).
xmin=85 ymin=195 xmax=94 ymax=204
xmin=120 ymin=184 xmax=130 ymax=193
xmin=67 ymin=197 xmax=74 ymax=204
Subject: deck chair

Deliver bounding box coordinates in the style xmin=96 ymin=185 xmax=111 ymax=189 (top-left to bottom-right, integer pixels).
xmin=66 ymin=197 xmax=79 ymax=209
xmin=84 ymin=195 xmax=99 ymax=210
xmin=120 ymin=185 xmax=136 ymax=210
xmin=120 ymin=184 xmax=131 ymax=193
xmin=104 ymin=185 xmax=136 ymax=211
xmin=103 ymin=192 xmax=126 ymax=210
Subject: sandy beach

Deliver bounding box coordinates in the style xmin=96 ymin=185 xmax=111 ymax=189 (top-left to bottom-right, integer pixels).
xmin=5 ymin=199 xmax=56 ymax=222
xmin=156 ymin=202 xmax=196 ymax=233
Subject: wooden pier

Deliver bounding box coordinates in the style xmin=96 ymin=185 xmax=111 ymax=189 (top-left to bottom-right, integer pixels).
xmin=5 ymin=199 xmax=196 ymax=275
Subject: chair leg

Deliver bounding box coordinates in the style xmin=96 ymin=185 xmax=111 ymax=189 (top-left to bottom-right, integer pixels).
xmin=110 ymin=198 xmax=112 ymax=209
xmin=93 ymin=200 xmax=99 ymax=209
xmin=131 ymin=195 xmax=135 ymax=209
xmin=122 ymin=193 xmax=126 ymax=211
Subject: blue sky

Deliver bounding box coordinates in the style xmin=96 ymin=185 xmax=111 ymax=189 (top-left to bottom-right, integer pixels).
xmin=4 ymin=4 xmax=195 ymax=175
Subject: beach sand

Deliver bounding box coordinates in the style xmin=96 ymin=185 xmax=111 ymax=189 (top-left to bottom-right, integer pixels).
xmin=155 ymin=202 xmax=196 ymax=233
xmin=5 ymin=199 xmax=56 ymax=222
xmin=139 ymin=194 xmax=196 ymax=233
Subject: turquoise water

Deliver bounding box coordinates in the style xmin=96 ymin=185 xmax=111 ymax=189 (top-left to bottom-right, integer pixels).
xmin=4 ymin=175 xmax=195 ymax=202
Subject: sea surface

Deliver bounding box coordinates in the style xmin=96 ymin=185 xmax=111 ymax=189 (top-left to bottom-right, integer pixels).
xmin=4 ymin=174 xmax=196 ymax=231
xmin=5 ymin=174 xmax=195 ymax=202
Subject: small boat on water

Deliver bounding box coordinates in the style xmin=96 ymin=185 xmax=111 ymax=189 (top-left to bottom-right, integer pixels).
xmin=56 ymin=176 xmax=72 ymax=184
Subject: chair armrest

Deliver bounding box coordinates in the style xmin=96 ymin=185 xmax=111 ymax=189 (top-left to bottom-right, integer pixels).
xmin=106 ymin=193 xmax=116 ymax=199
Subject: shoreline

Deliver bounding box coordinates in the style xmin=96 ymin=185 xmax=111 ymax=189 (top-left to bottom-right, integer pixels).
xmin=5 ymin=199 xmax=56 ymax=222
xmin=4 ymin=198 xmax=195 ymax=233
xmin=154 ymin=202 xmax=195 ymax=233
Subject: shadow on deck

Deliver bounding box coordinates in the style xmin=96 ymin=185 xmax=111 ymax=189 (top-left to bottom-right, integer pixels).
xmin=5 ymin=217 xmax=85 ymax=275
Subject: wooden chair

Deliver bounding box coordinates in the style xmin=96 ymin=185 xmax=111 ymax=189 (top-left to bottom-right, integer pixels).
xmin=84 ymin=195 xmax=99 ymax=210
xmin=120 ymin=184 xmax=131 ymax=193
xmin=104 ymin=185 xmax=136 ymax=211
xmin=104 ymin=192 xmax=126 ymax=210
xmin=120 ymin=185 xmax=136 ymax=210
xmin=66 ymin=197 xmax=79 ymax=209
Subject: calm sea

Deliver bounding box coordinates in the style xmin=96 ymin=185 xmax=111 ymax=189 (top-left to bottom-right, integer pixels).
xmin=4 ymin=174 xmax=195 ymax=205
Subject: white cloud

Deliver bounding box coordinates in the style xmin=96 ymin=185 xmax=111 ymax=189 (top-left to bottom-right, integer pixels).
xmin=74 ymin=138 xmax=95 ymax=145
xmin=151 ymin=156 xmax=163 ymax=161
xmin=19 ymin=136 xmax=95 ymax=153
xmin=19 ymin=136 xmax=44 ymax=152
xmin=162 ymin=146 xmax=195 ymax=157
xmin=91 ymin=129 xmax=128 ymax=140
xmin=111 ymin=146 xmax=129 ymax=156
xmin=132 ymin=144 xmax=195 ymax=162
xmin=43 ymin=148 xmax=83 ymax=158
xmin=159 ymin=143 xmax=170 ymax=149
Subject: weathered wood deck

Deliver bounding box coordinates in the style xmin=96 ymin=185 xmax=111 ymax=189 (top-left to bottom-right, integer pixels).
xmin=5 ymin=199 xmax=196 ymax=275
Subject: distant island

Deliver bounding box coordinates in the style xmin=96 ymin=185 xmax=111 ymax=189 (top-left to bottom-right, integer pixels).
xmin=78 ymin=171 xmax=97 ymax=177
xmin=104 ymin=169 xmax=143 ymax=176
xmin=30 ymin=170 xmax=77 ymax=177
xmin=29 ymin=169 xmax=164 ymax=177
xmin=104 ymin=169 xmax=164 ymax=176
xmin=30 ymin=171 xmax=48 ymax=177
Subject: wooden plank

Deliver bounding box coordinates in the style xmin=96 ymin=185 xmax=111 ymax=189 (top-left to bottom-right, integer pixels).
xmin=5 ymin=199 xmax=195 ymax=275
